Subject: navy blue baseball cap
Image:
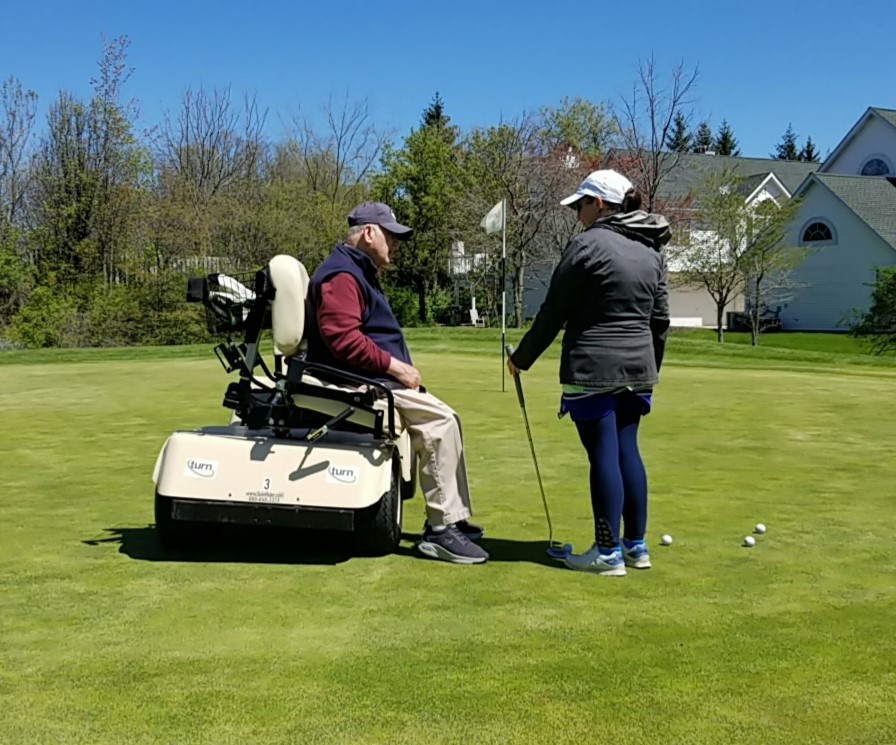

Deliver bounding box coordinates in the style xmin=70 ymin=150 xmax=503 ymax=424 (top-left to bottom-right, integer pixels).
xmin=347 ymin=202 xmax=413 ymax=239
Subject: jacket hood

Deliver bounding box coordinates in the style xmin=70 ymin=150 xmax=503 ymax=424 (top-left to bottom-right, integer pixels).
xmin=593 ymin=210 xmax=672 ymax=249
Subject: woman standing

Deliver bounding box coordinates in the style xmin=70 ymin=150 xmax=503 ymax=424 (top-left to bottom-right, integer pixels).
xmin=507 ymin=170 xmax=671 ymax=576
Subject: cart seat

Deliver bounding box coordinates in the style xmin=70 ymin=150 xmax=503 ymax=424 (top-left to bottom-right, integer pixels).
xmin=266 ymin=255 xmax=405 ymax=438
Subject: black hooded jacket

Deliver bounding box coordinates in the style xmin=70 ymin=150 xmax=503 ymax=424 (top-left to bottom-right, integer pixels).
xmin=511 ymin=210 xmax=671 ymax=391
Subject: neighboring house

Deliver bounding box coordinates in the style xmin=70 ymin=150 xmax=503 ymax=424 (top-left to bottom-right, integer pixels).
xmin=782 ymin=174 xmax=896 ymax=330
xmin=778 ymin=108 xmax=896 ymax=330
xmin=646 ymin=152 xmax=817 ymax=328
xmin=523 ymin=152 xmax=818 ymax=327
xmin=506 ymin=106 xmax=896 ymax=331
xmin=660 ymin=107 xmax=896 ymax=331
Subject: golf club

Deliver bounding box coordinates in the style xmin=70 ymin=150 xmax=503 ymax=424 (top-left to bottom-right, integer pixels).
xmin=505 ymin=344 xmax=572 ymax=560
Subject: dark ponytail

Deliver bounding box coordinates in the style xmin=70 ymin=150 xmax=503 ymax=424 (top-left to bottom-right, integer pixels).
xmin=604 ymin=188 xmax=643 ymax=214
xmin=621 ymin=188 xmax=642 ymax=213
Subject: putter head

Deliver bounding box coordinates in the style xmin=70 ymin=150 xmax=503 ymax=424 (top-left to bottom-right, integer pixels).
xmin=546 ymin=542 xmax=572 ymax=560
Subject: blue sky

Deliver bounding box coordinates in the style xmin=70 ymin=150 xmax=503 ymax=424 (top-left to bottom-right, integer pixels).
xmin=2 ymin=0 xmax=894 ymax=159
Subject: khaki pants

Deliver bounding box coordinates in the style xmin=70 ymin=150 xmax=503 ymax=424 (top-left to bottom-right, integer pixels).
xmin=391 ymin=388 xmax=473 ymax=526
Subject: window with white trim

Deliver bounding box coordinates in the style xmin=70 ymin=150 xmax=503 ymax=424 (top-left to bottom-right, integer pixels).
xmin=860 ymin=156 xmax=892 ymax=176
xmin=800 ymin=219 xmax=836 ymax=244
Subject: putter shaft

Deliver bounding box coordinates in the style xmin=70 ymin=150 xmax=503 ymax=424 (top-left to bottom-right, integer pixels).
xmin=505 ymin=344 xmax=555 ymax=546
xmin=519 ymin=402 xmax=555 ymax=545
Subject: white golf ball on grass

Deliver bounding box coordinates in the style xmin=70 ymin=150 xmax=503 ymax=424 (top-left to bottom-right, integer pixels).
xmin=661 ymin=534 xmax=673 ymax=546
xmin=743 ymin=536 xmax=756 ymax=547
xmin=755 ymin=523 xmax=767 ymax=534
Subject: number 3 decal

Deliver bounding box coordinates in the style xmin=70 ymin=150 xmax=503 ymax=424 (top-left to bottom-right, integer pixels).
xmin=263 ymin=478 xmax=271 ymax=490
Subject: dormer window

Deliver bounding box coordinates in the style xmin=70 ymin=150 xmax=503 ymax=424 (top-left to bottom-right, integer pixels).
xmin=801 ymin=220 xmax=835 ymax=243
xmin=861 ymin=157 xmax=892 ymax=176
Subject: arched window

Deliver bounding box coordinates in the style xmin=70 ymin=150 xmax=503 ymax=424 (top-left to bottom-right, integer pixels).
xmin=860 ymin=156 xmax=892 ymax=176
xmin=801 ymin=219 xmax=836 ymax=244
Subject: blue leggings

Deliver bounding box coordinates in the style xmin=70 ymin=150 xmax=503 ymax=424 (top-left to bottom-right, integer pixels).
xmin=572 ymin=394 xmax=648 ymax=548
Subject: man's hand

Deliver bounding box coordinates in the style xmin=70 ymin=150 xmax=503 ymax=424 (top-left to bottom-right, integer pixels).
xmin=388 ymin=358 xmax=422 ymax=390
xmin=506 ymin=357 xmax=522 ymax=376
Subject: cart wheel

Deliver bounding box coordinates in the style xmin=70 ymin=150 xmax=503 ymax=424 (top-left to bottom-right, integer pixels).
xmin=154 ymin=493 xmax=192 ymax=550
xmin=355 ymin=453 xmax=402 ymax=556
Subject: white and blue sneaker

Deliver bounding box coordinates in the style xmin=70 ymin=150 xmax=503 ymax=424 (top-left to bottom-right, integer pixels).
xmin=563 ymin=544 xmax=627 ymax=576
xmin=622 ymin=539 xmax=652 ymax=569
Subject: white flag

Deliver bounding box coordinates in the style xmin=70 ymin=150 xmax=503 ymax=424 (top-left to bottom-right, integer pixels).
xmin=480 ymin=199 xmax=504 ymax=235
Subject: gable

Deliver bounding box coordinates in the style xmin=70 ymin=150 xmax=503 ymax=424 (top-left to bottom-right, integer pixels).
xmin=743 ymin=173 xmax=790 ymax=204
xmin=794 ymin=174 xmax=896 ymax=251
xmin=820 ymin=108 xmax=896 ymax=176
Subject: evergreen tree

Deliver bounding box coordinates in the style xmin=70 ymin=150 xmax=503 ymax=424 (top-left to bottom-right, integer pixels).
xmin=773 ymin=124 xmax=800 ymax=160
xmin=712 ymin=119 xmax=740 ymax=156
xmin=691 ymin=121 xmax=713 ymax=153
xmin=800 ymin=135 xmax=820 ymax=163
xmin=374 ymin=95 xmax=464 ymax=323
xmin=421 ymin=92 xmax=458 ymax=143
xmin=422 ymin=92 xmax=444 ymax=126
xmin=665 ymin=111 xmax=691 ymax=152
xmin=850 ymin=266 xmax=896 ymax=354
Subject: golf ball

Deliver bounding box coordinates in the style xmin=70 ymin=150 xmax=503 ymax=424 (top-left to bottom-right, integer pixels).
xmin=743 ymin=536 xmax=756 ymax=547
xmin=755 ymin=523 xmax=767 ymax=534
xmin=661 ymin=534 xmax=673 ymax=546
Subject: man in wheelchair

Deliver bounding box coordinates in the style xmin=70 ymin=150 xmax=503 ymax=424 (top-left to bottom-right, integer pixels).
xmin=304 ymin=202 xmax=489 ymax=565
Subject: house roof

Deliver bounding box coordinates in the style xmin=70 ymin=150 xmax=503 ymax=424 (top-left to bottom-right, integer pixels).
xmin=604 ymin=150 xmax=819 ymax=203
xmin=869 ymin=107 xmax=896 ymax=129
xmin=807 ymin=174 xmax=896 ymax=249
xmin=736 ymin=172 xmax=771 ymax=198
xmin=654 ymin=152 xmax=819 ymax=200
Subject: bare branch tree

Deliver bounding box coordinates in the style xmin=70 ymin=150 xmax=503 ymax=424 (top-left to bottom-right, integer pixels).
xmin=0 ymin=76 xmax=38 ymax=226
xmin=88 ymin=35 xmax=145 ymax=284
xmin=676 ymin=167 xmax=802 ymax=342
xmin=738 ymin=199 xmax=806 ymax=345
xmin=156 ymin=85 xmax=267 ymax=200
xmin=289 ymin=93 xmax=387 ymax=207
xmin=612 ymin=56 xmax=699 ymax=213
xmin=459 ymin=113 xmax=584 ymax=326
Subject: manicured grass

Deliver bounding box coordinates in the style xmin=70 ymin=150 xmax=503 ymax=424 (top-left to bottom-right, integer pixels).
xmin=3 ymin=326 xmax=893 ymax=373
xmin=1 ymin=336 xmax=895 ymax=744
xmin=669 ymin=327 xmax=886 ymax=354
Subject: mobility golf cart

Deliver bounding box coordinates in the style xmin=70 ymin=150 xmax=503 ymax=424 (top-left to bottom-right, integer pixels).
xmin=151 ymin=254 xmax=416 ymax=555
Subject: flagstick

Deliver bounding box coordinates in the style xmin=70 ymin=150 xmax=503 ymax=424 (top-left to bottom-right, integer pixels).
xmin=501 ymin=197 xmax=506 ymax=393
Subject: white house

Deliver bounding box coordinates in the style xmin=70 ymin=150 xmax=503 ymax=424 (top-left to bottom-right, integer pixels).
xmin=657 ymin=108 xmax=896 ymax=331
xmin=662 ymin=167 xmax=804 ymax=327
xmin=779 ymin=108 xmax=896 ymax=330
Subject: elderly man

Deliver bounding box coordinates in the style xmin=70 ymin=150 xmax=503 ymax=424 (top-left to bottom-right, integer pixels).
xmin=304 ymin=201 xmax=488 ymax=565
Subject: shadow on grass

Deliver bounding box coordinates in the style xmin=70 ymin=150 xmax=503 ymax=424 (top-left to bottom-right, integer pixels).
xmin=83 ymin=525 xmax=358 ymax=566
xmin=83 ymin=526 xmax=565 ymax=568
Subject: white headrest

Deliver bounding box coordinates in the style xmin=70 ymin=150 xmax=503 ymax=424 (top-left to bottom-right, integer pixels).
xmin=268 ymin=255 xmax=310 ymax=358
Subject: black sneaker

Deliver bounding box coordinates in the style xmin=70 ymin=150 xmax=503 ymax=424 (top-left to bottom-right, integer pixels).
xmin=417 ymin=525 xmax=489 ymax=564
xmin=422 ymin=519 xmax=484 ymax=542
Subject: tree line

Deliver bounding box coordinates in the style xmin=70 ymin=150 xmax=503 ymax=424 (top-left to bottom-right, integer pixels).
xmin=665 ymin=113 xmax=820 ymax=161
xmin=0 ymin=39 xmax=824 ymax=349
